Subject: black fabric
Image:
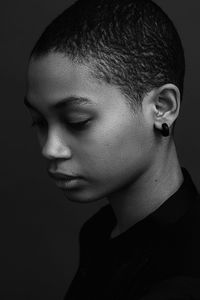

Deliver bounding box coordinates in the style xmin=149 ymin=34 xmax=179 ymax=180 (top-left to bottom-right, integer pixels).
xmin=64 ymin=167 xmax=200 ymax=299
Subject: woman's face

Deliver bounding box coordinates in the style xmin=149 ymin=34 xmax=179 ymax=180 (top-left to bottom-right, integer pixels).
xmin=25 ymin=52 xmax=155 ymax=203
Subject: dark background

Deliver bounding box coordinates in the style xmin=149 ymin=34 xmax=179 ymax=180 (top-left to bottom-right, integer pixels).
xmin=1 ymin=0 xmax=200 ymax=299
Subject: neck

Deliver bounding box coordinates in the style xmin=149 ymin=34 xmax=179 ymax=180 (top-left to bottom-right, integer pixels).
xmin=107 ymin=139 xmax=184 ymax=237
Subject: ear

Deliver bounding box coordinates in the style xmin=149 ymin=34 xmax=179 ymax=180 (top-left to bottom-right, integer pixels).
xmin=153 ymin=84 xmax=181 ymax=134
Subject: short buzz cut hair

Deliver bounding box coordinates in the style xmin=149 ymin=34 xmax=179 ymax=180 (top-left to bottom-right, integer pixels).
xmin=30 ymin=0 xmax=185 ymax=113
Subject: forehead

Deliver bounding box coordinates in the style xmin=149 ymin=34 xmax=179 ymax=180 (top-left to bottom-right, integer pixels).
xmin=27 ymin=53 xmax=99 ymax=99
xmin=26 ymin=52 xmax=131 ymax=115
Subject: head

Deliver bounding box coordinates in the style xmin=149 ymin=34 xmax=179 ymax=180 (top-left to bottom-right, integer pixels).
xmin=25 ymin=0 xmax=185 ymax=203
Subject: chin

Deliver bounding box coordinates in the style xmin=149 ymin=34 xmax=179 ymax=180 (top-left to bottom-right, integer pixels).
xmin=60 ymin=188 xmax=105 ymax=204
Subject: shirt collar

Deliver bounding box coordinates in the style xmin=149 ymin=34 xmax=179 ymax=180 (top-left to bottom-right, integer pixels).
xmin=104 ymin=167 xmax=199 ymax=245
xmin=147 ymin=167 xmax=199 ymax=227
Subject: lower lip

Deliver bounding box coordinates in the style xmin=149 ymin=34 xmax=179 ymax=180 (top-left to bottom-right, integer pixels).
xmin=55 ymin=178 xmax=83 ymax=189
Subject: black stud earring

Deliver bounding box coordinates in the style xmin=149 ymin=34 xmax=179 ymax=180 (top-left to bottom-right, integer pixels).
xmin=161 ymin=123 xmax=169 ymax=137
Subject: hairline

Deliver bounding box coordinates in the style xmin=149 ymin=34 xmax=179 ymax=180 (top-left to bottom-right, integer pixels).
xmin=30 ymin=48 xmax=178 ymax=136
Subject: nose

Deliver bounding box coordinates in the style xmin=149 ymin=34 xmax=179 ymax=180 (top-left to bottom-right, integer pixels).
xmin=41 ymin=130 xmax=72 ymax=160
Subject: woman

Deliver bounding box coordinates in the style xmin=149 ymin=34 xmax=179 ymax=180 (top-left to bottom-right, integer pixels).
xmin=24 ymin=0 xmax=200 ymax=298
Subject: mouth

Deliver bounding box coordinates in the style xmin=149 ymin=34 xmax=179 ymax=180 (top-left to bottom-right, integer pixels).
xmin=48 ymin=170 xmax=82 ymax=181
xmin=47 ymin=170 xmax=84 ymax=189
xmin=55 ymin=177 xmax=82 ymax=189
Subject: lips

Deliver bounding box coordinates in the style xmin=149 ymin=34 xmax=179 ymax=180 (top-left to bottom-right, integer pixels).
xmin=48 ymin=170 xmax=81 ymax=181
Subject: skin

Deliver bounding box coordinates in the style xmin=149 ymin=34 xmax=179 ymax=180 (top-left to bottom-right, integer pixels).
xmin=25 ymin=52 xmax=183 ymax=238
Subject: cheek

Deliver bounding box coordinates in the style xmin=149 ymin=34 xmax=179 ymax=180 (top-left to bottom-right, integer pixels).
xmin=82 ymin=118 xmax=153 ymax=180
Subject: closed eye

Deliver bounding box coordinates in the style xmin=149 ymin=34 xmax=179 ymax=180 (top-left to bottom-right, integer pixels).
xmin=30 ymin=118 xmax=91 ymax=131
xmin=67 ymin=119 xmax=91 ymax=130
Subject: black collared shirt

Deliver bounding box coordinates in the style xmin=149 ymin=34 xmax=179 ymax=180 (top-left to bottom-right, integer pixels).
xmin=64 ymin=167 xmax=200 ymax=300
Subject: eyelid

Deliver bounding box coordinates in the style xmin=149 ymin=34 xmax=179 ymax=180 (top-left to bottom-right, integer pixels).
xmin=31 ymin=117 xmax=91 ymax=129
xmin=67 ymin=118 xmax=91 ymax=124
xmin=66 ymin=118 xmax=91 ymax=129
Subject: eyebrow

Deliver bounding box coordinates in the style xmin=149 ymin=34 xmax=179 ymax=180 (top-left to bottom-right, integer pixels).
xmin=24 ymin=96 xmax=94 ymax=113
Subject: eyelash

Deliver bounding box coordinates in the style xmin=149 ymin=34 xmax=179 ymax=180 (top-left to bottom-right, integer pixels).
xmin=31 ymin=119 xmax=90 ymax=130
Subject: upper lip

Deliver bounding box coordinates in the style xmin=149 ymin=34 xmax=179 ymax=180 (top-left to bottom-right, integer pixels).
xmin=48 ymin=170 xmax=81 ymax=180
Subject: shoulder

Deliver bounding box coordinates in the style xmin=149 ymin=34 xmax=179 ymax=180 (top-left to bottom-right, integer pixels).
xmin=139 ymin=193 xmax=200 ymax=299
xmin=146 ymin=193 xmax=200 ymax=279
xmin=161 ymin=193 xmax=200 ymax=276
xmin=140 ymin=276 xmax=200 ymax=300
xmin=180 ymin=193 xmax=200 ymax=275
